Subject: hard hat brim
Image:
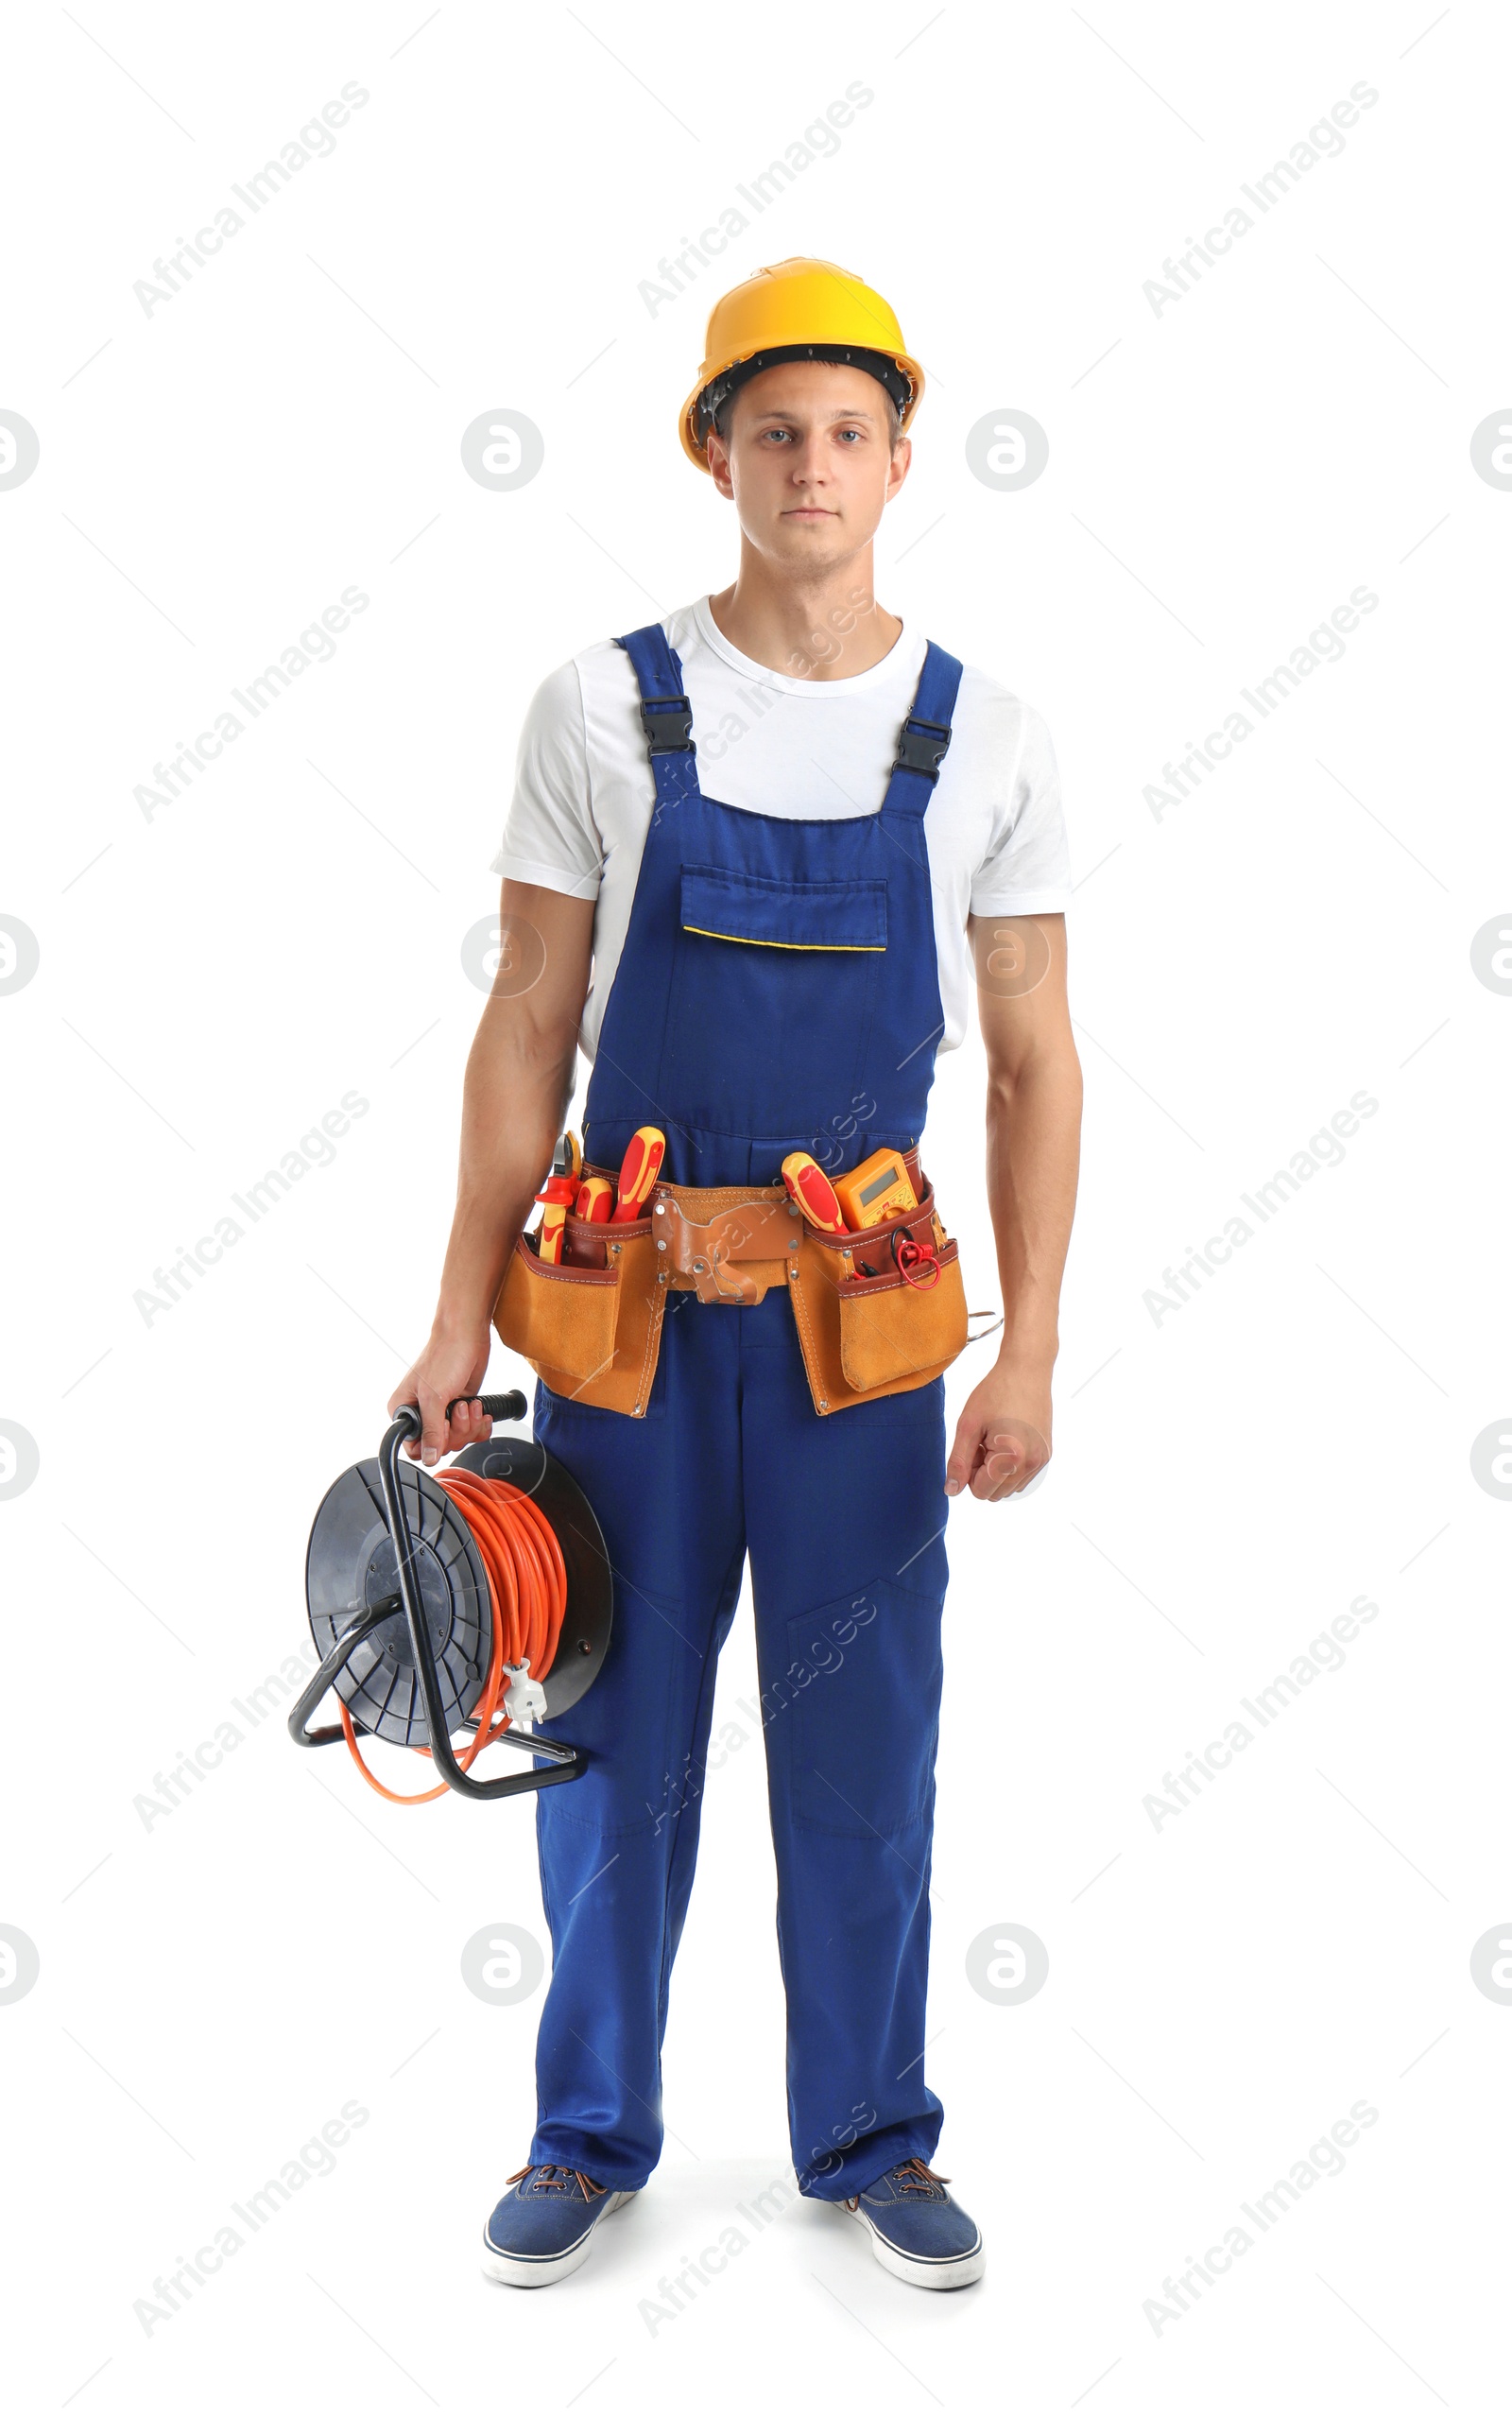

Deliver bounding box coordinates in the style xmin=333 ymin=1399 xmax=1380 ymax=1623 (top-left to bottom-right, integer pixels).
xmin=680 ymin=344 xmax=925 ymax=471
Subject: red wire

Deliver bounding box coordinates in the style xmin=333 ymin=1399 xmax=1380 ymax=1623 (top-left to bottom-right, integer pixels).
xmin=338 ymin=1474 xmax=567 ymax=1806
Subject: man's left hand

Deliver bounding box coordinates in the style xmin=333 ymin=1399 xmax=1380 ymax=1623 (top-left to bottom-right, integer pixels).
xmin=944 ymin=1355 xmax=1054 ymax=1501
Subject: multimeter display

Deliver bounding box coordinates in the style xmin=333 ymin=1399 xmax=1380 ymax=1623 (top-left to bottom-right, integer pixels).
xmin=833 ymin=1148 xmax=919 ymax=1231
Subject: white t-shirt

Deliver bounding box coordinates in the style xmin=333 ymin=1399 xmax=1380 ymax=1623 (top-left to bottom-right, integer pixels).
xmin=496 ymin=595 xmax=1071 ymax=1061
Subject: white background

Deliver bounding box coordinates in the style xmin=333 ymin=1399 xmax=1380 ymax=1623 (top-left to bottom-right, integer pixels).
xmin=3 ymin=2 xmax=1508 ymax=2408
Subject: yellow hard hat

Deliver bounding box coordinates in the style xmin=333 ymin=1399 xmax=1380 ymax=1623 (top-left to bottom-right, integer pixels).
xmin=679 ymin=256 xmax=925 ymax=471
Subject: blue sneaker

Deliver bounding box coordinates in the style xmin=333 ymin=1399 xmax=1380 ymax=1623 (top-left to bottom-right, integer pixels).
xmin=481 ymin=2163 xmax=637 ymax=2287
xmin=844 ymin=2158 xmax=985 ymax=2289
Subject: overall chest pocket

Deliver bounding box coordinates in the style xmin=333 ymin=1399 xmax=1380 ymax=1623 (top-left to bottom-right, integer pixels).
xmin=662 ymin=864 xmax=887 ymax=1136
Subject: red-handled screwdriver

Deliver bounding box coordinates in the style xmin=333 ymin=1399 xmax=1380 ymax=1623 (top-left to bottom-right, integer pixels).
xmin=574 ymin=1175 xmax=615 ymax=1222
xmin=781 ymin=1151 xmax=848 ymax=1234
xmin=611 ymin=1127 xmax=665 ymax=1221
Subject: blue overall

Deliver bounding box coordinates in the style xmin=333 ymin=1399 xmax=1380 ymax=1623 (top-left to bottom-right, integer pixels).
xmin=528 ymin=622 xmax=964 ymax=2200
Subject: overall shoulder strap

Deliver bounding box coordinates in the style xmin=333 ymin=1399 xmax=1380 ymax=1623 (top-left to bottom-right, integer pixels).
xmin=882 ymin=640 xmax=965 ymax=821
xmin=616 ymin=625 xmax=702 ymax=813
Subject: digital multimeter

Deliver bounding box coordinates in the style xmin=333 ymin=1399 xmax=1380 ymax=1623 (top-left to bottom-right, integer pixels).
xmin=833 ymin=1148 xmax=919 ymax=1231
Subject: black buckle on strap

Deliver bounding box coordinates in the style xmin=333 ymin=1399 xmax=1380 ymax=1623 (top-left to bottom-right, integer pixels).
xmin=892 ymin=714 xmax=953 ymax=783
xmin=640 ymin=695 xmax=696 ymax=754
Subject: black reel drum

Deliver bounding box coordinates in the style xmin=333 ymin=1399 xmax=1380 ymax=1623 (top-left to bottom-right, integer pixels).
xmin=289 ymin=1392 xmax=612 ymax=1801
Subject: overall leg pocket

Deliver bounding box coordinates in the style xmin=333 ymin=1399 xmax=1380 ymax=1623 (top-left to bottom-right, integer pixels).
xmin=776 ymin=1576 xmax=944 ymax=1838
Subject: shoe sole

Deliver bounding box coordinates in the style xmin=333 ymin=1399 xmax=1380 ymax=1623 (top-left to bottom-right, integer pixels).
xmin=844 ymin=2199 xmax=986 ymax=2290
xmin=481 ymin=2188 xmax=637 ymax=2287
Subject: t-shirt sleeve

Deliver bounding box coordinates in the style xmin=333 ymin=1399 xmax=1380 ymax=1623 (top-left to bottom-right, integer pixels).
xmin=492 ymin=659 xmax=604 ymax=898
xmin=969 ymin=701 xmax=1073 ymax=916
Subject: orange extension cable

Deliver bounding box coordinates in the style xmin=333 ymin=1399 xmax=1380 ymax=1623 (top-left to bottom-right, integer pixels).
xmin=339 ymin=1471 xmax=568 ymax=1805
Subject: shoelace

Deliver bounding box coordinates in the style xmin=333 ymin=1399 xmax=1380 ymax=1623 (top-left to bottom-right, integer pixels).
xmin=506 ymin=2162 xmax=605 ymax=2201
xmin=892 ymin=2156 xmax=951 ymax=2198
xmin=846 ymin=2155 xmax=952 ymax=2210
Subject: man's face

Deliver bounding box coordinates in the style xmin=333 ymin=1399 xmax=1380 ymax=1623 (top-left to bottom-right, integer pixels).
xmin=703 ymin=362 xmax=910 ymax=572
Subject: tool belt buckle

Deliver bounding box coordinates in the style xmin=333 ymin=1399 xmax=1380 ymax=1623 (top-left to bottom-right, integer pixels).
xmin=653 ymin=1191 xmax=789 ymax=1304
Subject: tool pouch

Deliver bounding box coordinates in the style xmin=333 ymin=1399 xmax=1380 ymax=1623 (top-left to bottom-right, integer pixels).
xmin=494 ymin=1154 xmax=970 ymax=1421
xmin=785 ymin=1164 xmax=969 ymax=1416
xmin=491 ymin=1196 xmax=664 ymax=1418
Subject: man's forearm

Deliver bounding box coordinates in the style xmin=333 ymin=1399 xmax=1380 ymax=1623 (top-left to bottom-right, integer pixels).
xmin=433 ymin=994 xmax=577 ymax=1333
xmin=984 ymin=1041 xmax=1082 ymax=1362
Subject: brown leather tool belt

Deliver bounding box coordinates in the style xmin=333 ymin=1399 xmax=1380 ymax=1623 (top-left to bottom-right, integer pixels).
xmin=494 ymin=1147 xmax=969 ymax=1419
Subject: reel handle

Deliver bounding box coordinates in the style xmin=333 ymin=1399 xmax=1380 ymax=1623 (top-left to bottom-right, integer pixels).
xmin=448 ymin=1390 xmax=529 ymax=1422
xmin=390 ymin=1390 xmax=529 ymax=1441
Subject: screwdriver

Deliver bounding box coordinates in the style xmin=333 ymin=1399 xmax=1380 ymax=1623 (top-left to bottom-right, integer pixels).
xmin=612 ymin=1127 xmax=665 ymax=1221
xmin=574 ymin=1175 xmax=615 ymax=1222
xmin=781 ymin=1151 xmax=848 ymax=1235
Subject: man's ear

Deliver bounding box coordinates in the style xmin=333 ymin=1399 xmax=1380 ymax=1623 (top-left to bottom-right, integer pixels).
xmin=705 ymin=431 xmax=734 ymax=500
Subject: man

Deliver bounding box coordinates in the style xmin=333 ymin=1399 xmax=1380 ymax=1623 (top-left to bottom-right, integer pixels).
xmin=393 ymin=257 xmax=1081 ymax=2290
